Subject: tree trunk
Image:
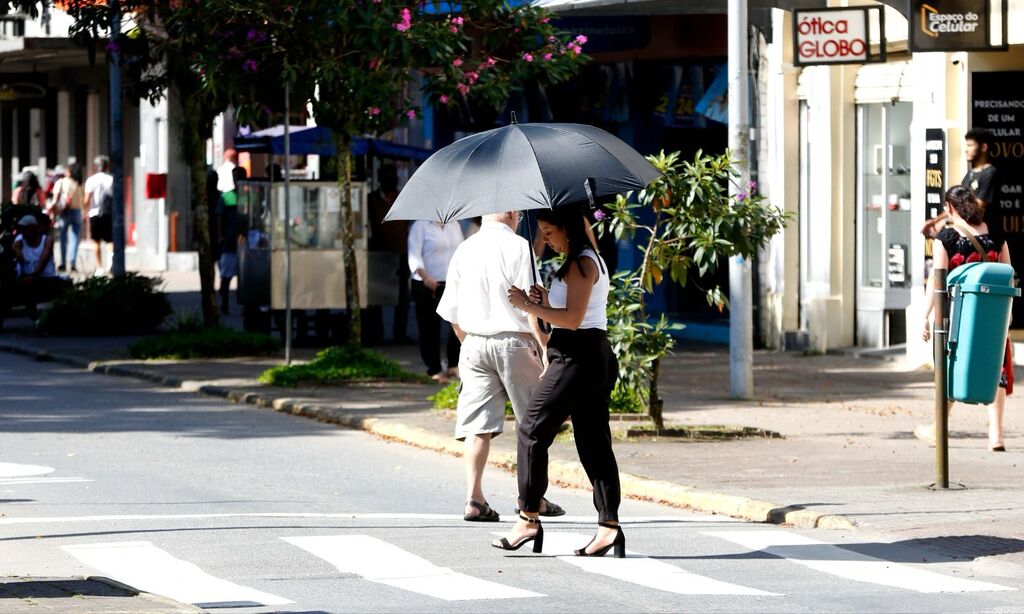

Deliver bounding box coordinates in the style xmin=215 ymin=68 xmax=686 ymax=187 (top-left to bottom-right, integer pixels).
xmin=648 ymin=357 xmax=664 ymax=430
xmin=335 ymin=133 xmax=361 ymax=347
xmin=180 ymin=98 xmax=219 ymax=327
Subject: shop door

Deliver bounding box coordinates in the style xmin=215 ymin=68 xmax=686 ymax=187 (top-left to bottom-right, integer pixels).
xmin=855 ymin=102 xmax=912 ymax=347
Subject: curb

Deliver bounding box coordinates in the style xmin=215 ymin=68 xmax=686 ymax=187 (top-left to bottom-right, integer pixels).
xmin=0 ymin=340 xmax=856 ymax=530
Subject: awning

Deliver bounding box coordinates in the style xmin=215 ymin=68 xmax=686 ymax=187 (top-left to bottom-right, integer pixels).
xmin=234 ymin=125 xmax=434 ymax=162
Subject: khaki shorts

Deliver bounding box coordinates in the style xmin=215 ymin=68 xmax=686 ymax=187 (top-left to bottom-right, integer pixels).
xmin=455 ymin=332 xmax=544 ymax=440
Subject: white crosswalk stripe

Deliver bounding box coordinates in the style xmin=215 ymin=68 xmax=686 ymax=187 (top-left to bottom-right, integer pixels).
xmin=705 ymin=530 xmax=1016 ymax=593
xmin=62 ymin=541 xmax=294 ymax=608
xmin=499 ymin=531 xmax=780 ymax=596
xmin=284 ymin=535 xmax=544 ymax=601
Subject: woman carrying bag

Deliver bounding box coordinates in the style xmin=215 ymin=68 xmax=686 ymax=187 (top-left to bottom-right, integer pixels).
xmin=50 ymin=164 xmax=85 ymax=273
xmin=920 ymin=184 xmax=1013 ymax=451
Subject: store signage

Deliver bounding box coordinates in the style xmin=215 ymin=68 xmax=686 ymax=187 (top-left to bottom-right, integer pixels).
xmin=793 ymin=7 xmax=885 ymax=66
xmin=909 ymin=0 xmax=1008 ymax=52
xmin=924 ymin=128 xmax=946 ymax=223
xmin=973 ymin=71 xmax=1024 ymax=324
xmin=0 ymin=82 xmax=45 ymax=102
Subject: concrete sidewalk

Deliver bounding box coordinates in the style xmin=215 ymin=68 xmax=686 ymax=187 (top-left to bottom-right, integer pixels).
xmin=4 ymin=296 xmax=1024 ymax=574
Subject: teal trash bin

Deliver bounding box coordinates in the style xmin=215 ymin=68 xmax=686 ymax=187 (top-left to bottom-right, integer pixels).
xmin=946 ymin=262 xmax=1020 ymax=404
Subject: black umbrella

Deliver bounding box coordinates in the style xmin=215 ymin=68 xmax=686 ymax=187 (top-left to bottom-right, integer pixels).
xmin=383 ymin=121 xmax=660 ymax=224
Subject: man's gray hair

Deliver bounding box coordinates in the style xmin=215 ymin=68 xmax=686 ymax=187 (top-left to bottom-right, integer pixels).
xmin=94 ymin=155 xmax=110 ymax=171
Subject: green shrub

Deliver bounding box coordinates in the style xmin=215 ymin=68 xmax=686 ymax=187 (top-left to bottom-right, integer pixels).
xmin=38 ymin=274 xmax=172 ymax=336
xmin=428 ymin=381 xmax=460 ymax=410
xmin=129 ymin=326 xmax=281 ymax=359
xmin=260 ymin=346 xmax=428 ymax=387
xmin=428 ymin=380 xmax=514 ymax=415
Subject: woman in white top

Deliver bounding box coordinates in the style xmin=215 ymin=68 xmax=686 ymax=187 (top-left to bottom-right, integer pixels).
xmin=493 ymin=205 xmax=623 ymax=558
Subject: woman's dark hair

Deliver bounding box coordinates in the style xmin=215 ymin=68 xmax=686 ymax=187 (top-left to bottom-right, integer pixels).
xmin=535 ymin=205 xmax=604 ymax=280
xmin=67 ymin=163 xmax=83 ymax=184
xmin=946 ymin=184 xmax=984 ymax=225
xmin=16 ymin=171 xmax=40 ymax=205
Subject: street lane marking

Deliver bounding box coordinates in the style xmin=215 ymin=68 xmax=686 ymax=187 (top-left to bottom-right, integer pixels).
xmin=705 ymin=531 xmax=1016 ymax=593
xmin=62 ymin=541 xmax=293 ymax=608
xmin=494 ymin=531 xmax=779 ymax=596
xmin=0 ymin=477 xmax=92 ymax=485
xmin=0 ymin=462 xmax=55 ymax=478
xmin=284 ymin=535 xmax=544 ymax=601
xmin=0 ymin=512 xmax=712 ymax=526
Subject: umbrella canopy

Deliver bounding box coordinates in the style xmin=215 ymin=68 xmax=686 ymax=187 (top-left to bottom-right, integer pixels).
xmin=383 ymin=122 xmax=660 ymax=223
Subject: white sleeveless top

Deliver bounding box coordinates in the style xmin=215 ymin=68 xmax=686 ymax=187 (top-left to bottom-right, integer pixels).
xmin=14 ymin=235 xmax=56 ymax=278
xmin=548 ymin=249 xmax=609 ymax=330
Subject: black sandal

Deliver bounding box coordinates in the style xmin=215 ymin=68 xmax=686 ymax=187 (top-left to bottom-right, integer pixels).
xmin=491 ymin=513 xmax=544 ymax=553
xmin=574 ymin=522 xmax=626 ymax=558
xmin=515 ymin=498 xmax=566 ymax=517
xmin=464 ymin=499 xmax=500 ymax=522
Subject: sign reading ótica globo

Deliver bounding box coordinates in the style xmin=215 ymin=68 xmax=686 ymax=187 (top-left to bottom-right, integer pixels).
xmin=793 ymin=7 xmax=886 ymax=67
xmin=909 ymin=0 xmax=1008 ymax=52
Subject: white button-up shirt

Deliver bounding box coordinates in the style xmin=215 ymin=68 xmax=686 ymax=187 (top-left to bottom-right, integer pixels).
xmin=408 ymin=220 xmax=464 ymax=282
xmin=436 ymin=220 xmax=538 ymax=336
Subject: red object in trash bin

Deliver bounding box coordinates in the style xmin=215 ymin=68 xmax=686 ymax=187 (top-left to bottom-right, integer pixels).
xmin=145 ymin=173 xmax=167 ymax=199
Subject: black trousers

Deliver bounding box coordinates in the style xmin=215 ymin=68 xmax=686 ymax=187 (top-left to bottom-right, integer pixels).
xmin=411 ymin=279 xmax=460 ymax=376
xmin=517 ymin=328 xmax=620 ymax=523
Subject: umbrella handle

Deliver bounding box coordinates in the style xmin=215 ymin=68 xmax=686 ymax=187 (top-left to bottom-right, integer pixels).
xmin=523 ymin=209 xmax=552 ymax=334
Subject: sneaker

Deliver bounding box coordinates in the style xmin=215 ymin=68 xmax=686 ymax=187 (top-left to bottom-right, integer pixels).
xmin=93 ymin=268 xmax=106 ymax=277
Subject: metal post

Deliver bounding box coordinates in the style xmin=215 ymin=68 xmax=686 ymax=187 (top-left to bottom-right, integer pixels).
xmin=284 ymin=80 xmax=293 ymax=365
xmin=933 ymin=267 xmax=949 ymax=488
xmin=728 ymin=0 xmax=753 ymax=398
xmin=109 ymin=1 xmax=125 ymax=276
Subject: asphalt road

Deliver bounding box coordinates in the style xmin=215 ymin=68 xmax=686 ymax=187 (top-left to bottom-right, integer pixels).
xmin=1 ymin=352 xmax=1022 ymax=613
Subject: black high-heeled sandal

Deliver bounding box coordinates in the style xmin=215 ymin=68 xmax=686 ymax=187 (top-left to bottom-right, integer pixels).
xmin=491 ymin=513 xmax=544 ymax=553
xmin=574 ymin=522 xmax=625 ymax=558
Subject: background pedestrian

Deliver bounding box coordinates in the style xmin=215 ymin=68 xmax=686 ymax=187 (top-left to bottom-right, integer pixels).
xmin=84 ymin=155 xmax=114 ymax=276
xmin=408 ymin=219 xmax=463 ymax=382
xmin=50 ymin=163 xmax=85 ymax=273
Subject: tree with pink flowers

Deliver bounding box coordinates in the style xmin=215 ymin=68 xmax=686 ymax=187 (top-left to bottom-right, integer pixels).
xmin=287 ymin=0 xmax=588 ymax=346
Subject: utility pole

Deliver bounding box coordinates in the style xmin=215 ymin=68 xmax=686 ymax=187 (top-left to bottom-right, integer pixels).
xmin=728 ymin=0 xmax=753 ymax=398
xmin=109 ymin=0 xmax=125 ymax=276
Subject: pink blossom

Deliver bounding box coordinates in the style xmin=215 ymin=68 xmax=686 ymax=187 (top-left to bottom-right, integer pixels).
xmin=522 ymin=53 xmax=533 ymax=62
xmin=368 ymin=106 xmax=381 ymax=116
xmin=242 ymin=59 xmax=258 ymax=73
xmin=394 ymin=7 xmax=412 ymax=32
xmin=450 ymin=25 xmax=458 ymax=33
xmin=593 ymin=209 xmax=606 ymax=221
xmin=465 ymin=71 xmax=479 ymax=84
xmin=457 ymin=83 xmax=470 ymax=95
xmin=439 ymin=94 xmax=450 ymax=104
xmin=541 ymin=16 xmax=550 ymax=23
xmin=451 ymin=16 xmax=464 ymax=25
xmin=406 ymin=109 xmax=416 ymax=119
xmin=452 ymin=57 xmax=463 ymax=67
xmin=484 ymin=57 xmax=497 ymax=68
xmin=575 ymin=34 xmax=588 ymax=45
xmin=542 ymin=53 xmax=552 ymax=61
xmin=548 ymin=35 xmax=556 ymax=42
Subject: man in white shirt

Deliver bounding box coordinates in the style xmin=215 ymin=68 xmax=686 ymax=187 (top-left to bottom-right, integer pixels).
xmin=408 ymin=219 xmax=464 ymax=382
xmin=84 ymin=155 xmax=113 ymax=276
xmin=437 ymin=211 xmax=564 ymax=522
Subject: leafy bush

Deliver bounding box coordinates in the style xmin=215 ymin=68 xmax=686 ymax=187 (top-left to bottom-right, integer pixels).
xmin=428 ymin=381 xmax=461 ymax=410
xmin=38 ymin=273 xmax=172 ymax=336
xmin=260 ymin=346 xmax=428 ymax=387
xmin=129 ymin=326 xmax=281 ymax=359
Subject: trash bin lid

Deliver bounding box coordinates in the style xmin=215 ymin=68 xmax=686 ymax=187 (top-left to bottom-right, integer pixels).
xmin=947 ymin=262 xmax=1020 ymax=296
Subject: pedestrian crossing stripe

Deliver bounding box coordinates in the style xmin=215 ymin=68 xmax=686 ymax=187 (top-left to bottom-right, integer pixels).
xmin=704 ymin=531 xmax=1016 ymax=593
xmin=534 ymin=532 xmax=780 ymax=596
xmin=283 ymin=535 xmax=545 ymax=601
xmin=62 ymin=541 xmax=293 ymax=608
